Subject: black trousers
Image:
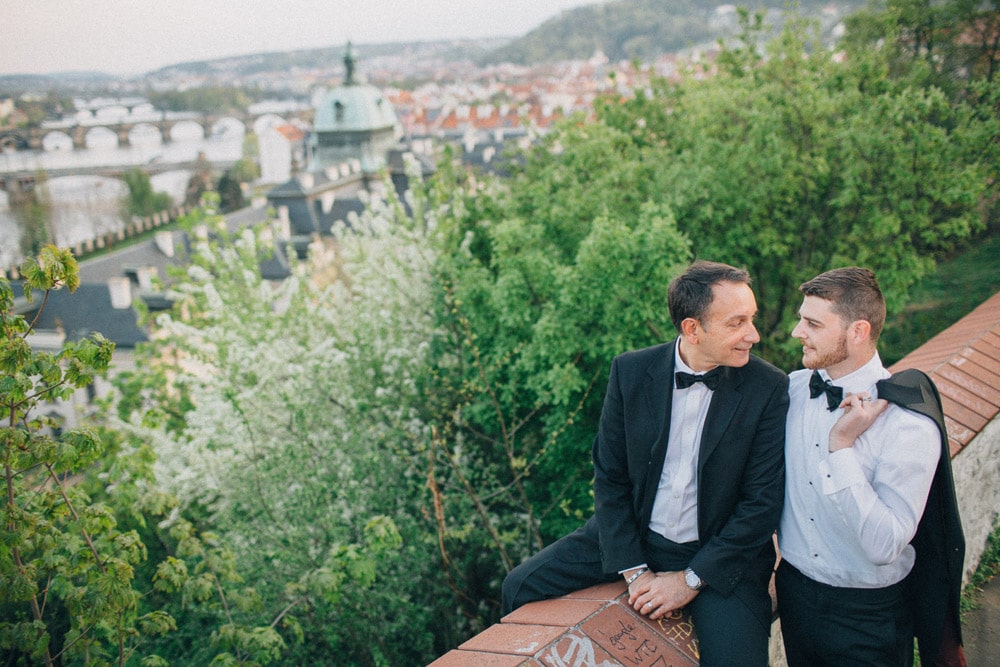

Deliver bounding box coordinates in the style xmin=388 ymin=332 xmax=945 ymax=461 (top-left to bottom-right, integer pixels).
xmin=502 ymin=524 xmax=771 ymax=667
xmin=776 ymin=560 xmax=914 ymax=667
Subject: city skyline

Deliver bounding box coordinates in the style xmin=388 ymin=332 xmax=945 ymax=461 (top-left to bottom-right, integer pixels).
xmin=4 ymin=0 xmax=602 ymax=77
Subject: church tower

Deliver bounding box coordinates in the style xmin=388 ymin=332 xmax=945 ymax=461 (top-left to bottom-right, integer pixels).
xmin=308 ymin=43 xmax=400 ymax=174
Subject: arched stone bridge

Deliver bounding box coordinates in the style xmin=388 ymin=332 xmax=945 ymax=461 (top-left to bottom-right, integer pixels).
xmin=0 ymin=106 xmax=313 ymax=152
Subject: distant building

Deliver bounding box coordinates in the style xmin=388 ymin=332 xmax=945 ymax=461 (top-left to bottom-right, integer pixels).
xmin=268 ymin=44 xmax=435 ymax=248
xmin=259 ymin=122 xmax=306 ymax=184
xmin=308 ymin=43 xmax=401 ymax=175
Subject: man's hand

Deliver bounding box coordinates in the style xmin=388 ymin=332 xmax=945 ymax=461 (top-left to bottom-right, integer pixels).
xmin=829 ymin=392 xmax=888 ymax=452
xmin=628 ymin=570 xmax=698 ymax=620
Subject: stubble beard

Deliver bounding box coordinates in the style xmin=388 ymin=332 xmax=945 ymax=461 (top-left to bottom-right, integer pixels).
xmin=803 ymin=332 xmax=850 ymax=371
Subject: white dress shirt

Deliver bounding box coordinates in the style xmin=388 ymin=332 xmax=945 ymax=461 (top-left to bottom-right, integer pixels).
xmin=778 ymin=353 xmax=940 ymax=588
xmin=647 ymin=347 xmax=713 ymax=543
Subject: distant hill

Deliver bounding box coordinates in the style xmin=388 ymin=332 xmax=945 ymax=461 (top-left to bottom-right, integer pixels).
xmin=145 ymin=40 xmax=507 ymax=81
xmin=144 ymin=0 xmax=860 ymax=82
xmin=483 ymin=0 xmax=861 ymax=65
xmin=0 ymin=0 xmax=861 ymax=93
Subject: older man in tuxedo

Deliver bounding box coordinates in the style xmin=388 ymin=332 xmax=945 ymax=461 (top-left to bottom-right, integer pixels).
xmin=502 ymin=260 xmax=789 ymax=666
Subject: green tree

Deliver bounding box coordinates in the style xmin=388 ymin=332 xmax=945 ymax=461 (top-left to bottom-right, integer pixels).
xmin=9 ymin=170 xmax=53 ymax=257
xmin=843 ymin=0 xmax=1000 ymax=94
xmin=122 ymin=169 xmax=172 ymax=218
xmin=184 ymin=153 xmax=215 ymax=207
xmin=0 ymin=246 xmax=173 ymax=666
xmin=593 ymin=16 xmax=996 ymax=366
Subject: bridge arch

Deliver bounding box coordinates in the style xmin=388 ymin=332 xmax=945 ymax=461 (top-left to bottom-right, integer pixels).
xmin=210 ymin=116 xmax=246 ymax=139
xmin=170 ymin=120 xmax=205 ymax=142
xmin=42 ymin=131 xmax=74 ymax=151
xmin=85 ymin=126 xmax=119 ymax=149
xmin=128 ymin=123 xmax=163 ymax=148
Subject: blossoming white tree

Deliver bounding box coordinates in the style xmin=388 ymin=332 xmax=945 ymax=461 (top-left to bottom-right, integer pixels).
xmin=113 ymin=184 xmax=442 ymax=664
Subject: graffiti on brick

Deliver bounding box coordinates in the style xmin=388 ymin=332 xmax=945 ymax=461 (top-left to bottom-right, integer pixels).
xmin=539 ymin=630 xmax=618 ymax=667
xmin=655 ymin=610 xmax=699 ymax=662
xmin=597 ymin=618 xmax=664 ymax=665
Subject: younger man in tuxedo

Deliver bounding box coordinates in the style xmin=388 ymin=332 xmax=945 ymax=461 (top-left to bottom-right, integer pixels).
xmin=777 ymin=267 xmax=964 ymax=666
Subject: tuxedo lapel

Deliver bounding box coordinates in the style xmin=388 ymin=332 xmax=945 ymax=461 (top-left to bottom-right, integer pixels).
xmin=640 ymin=341 xmax=675 ymax=527
xmin=698 ymin=366 xmax=744 ymax=473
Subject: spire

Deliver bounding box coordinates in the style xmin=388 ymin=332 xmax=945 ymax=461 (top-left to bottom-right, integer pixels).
xmin=343 ymin=42 xmax=356 ymax=85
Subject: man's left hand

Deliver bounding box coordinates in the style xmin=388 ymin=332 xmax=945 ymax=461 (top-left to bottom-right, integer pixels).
xmin=829 ymin=392 xmax=888 ymax=452
xmin=629 ymin=570 xmax=699 ymax=620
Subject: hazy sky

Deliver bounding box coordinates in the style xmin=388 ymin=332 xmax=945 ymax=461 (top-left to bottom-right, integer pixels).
xmin=4 ymin=0 xmax=602 ymax=76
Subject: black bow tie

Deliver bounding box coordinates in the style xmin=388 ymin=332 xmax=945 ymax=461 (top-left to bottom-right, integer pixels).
xmin=676 ymin=368 xmax=721 ymax=391
xmin=809 ymin=370 xmax=843 ymax=411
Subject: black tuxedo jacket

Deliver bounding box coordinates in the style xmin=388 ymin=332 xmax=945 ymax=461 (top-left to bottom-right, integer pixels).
xmin=877 ymin=369 xmax=965 ymax=665
xmin=590 ymin=340 xmax=789 ymax=608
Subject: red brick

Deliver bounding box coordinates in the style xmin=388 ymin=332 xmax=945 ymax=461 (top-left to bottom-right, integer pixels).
xmin=535 ymin=628 xmax=620 ymax=666
xmin=563 ymin=580 xmax=628 ymax=601
xmin=944 ymin=415 xmax=976 ymax=446
xmin=951 ymin=355 xmax=1000 ymax=401
xmin=458 ymin=622 xmax=566 ymax=657
xmin=641 ymin=608 xmax=700 ymax=664
xmin=970 ymin=336 xmax=1000 ymax=363
xmin=935 ymin=375 xmax=996 ymax=420
xmin=938 ymin=363 xmax=1000 ymax=411
xmin=941 ymin=394 xmax=988 ymax=432
xmin=502 ymin=597 xmax=605 ymax=626
xmin=427 ymin=650 xmax=535 ymax=666
xmin=581 ymin=602 xmax=698 ymax=666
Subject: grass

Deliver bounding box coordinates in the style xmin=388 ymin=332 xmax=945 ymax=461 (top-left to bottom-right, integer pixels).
xmin=881 ymin=234 xmax=1000 ymax=366
xmin=963 ymin=522 xmax=1000 ymax=613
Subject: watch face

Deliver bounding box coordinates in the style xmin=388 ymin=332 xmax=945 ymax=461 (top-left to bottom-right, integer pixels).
xmin=685 ymin=569 xmax=701 ymax=588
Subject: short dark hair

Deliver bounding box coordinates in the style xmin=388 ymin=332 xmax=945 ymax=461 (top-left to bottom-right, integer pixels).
xmin=668 ymin=260 xmax=752 ymax=331
xmin=799 ymin=267 xmax=886 ymax=342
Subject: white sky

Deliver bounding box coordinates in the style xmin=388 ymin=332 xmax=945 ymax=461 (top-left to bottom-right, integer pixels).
xmin=3 ymin=0 xmax=602 ymax=76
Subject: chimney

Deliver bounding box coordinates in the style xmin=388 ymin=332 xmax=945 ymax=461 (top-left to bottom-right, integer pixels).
xmin=136 ymin=266 xmax=157 ymax=290
xmin=108 ymin=276 xmax=132 ymax=309
xmin=275 ymin=206 xmax=291 ymax=240
xmin=155 ymin=230 xmax=175 ymax=257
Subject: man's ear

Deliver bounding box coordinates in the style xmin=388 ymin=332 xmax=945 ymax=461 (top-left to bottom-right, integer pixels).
xmin=850 ymin=319 xmax=872 ymax=344
xmin=680 ymin=317 xmax=700 ymax=341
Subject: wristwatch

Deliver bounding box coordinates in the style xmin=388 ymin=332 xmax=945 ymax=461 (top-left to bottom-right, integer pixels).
xmin=683 ymin=567 xmax=705 ymax=590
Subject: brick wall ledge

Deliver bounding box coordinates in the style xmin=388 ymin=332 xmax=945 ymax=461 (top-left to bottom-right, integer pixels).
xmin=429 ymin=580 xmax=700 ymax=666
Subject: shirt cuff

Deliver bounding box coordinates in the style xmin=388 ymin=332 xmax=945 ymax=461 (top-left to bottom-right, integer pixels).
xmin=619 ymin=563 xmax=649 ymax=575
xmin=819 ymin=448 xmax=866 ymax=494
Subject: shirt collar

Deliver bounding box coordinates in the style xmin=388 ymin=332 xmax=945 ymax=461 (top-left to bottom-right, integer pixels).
xmin=817 ymin=352 xmax=889 ymax=395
